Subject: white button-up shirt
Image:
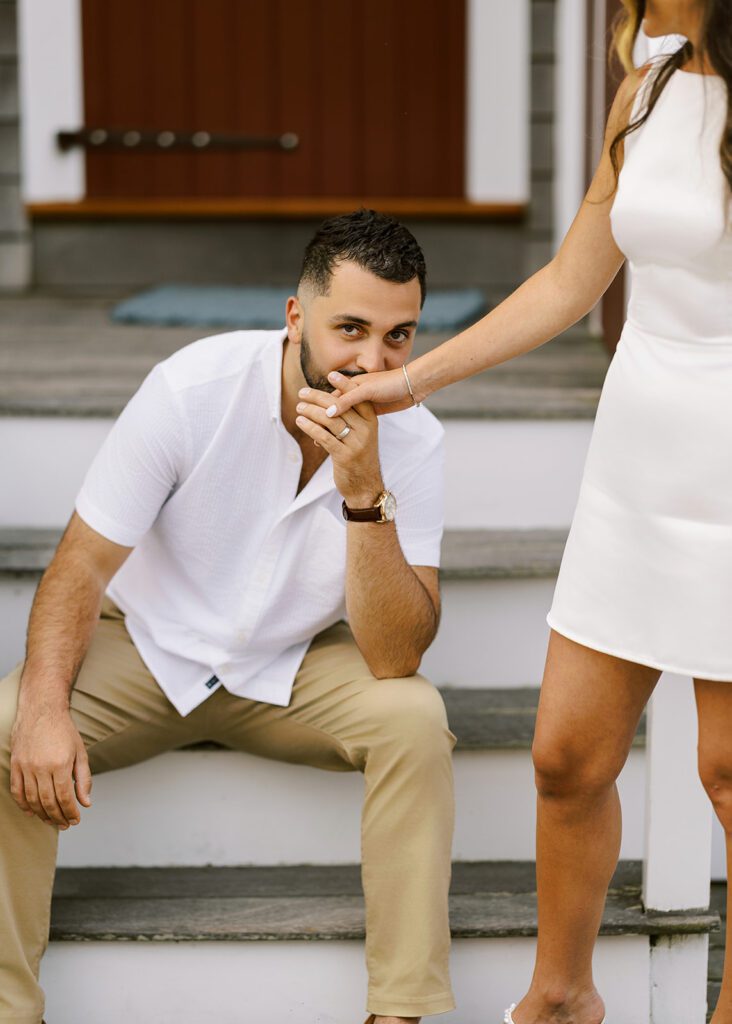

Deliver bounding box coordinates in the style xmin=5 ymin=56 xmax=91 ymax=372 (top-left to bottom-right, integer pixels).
xmin=76 ymin=329 xmax=444 ymax=715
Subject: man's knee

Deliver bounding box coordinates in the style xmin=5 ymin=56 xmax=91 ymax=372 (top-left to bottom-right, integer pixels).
xmin=361 ymin=675 xmax=454 ymax=755
xmin=0 ymin=665 xmax=22 ymax=771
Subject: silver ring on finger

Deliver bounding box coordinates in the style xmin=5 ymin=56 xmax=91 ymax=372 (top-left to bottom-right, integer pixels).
xmin=337 ymin=425 xmax=351 ymax=440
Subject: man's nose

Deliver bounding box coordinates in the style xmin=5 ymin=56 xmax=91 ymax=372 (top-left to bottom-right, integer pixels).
xmin=355 ymin=341 xmax=387 ymax=374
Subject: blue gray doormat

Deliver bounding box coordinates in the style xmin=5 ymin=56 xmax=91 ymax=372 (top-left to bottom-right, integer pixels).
xmin=111 ymin=284 xmax=487 ymax=332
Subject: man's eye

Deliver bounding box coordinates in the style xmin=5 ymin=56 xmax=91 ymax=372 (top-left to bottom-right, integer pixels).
xmin=341 ymin=324 xmax=361 ymax=336
xmin=389 ymin=331 xmax=408 ymax=343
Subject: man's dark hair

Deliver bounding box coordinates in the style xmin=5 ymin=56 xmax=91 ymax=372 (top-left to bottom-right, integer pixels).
xmin=299 ymin=209 xmax=427 ymax=307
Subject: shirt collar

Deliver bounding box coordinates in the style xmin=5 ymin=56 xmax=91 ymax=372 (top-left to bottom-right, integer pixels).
xmin=260 ymin=328 xmax=289 ymax=423
xmin=259 ymin=328 xmax=338 ymax=513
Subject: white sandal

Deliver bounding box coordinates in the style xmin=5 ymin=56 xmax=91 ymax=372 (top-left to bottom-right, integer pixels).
xmin=503 ymin=1005 xmax=605 ymax=1024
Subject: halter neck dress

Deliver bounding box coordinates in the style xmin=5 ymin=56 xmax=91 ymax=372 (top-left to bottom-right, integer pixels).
xmin=547 ymin=68 xmax=732 ymax=679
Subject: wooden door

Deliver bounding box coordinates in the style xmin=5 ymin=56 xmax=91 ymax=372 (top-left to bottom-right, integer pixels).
xmin=81 ymin=0 xmax=466 ymax=200
xmin=600 ymin=0 xmax=626 ymax=352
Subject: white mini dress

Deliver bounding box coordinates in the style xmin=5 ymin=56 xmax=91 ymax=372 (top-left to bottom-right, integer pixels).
xmin=547 ymin=68 xmax=732 ymax=679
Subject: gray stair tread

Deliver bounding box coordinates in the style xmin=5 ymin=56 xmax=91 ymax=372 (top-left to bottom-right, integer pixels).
xmin=190 ymin=689 xmax=559 ymax=753
xmin=0 ymin=293 xmax=606 ymax=419
xmin=185 ymin=688 xmax=643 ymax=750
xmin=710 ymin=881 xmax=727 ymax=953
xmin=441 ymin=687 xmax=644 ymax=749
xmin=441 ymin=529 xmax=566 ymax=579
xmin=444 ymin=687 xmax=541 ymax=749
xmin=49 ymin=862 xmax=718 ymax=942
xmin=0 ymin=528 xmax=61 ymax=572
xmin=708 ymin=882 xmax=727 ymax=1020
xmin=0 ymin=527 xmax=568 ymax=580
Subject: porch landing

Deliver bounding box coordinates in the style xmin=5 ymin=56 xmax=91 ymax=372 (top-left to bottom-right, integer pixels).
xmin=0 ymin=292 xmax=608 ymax=420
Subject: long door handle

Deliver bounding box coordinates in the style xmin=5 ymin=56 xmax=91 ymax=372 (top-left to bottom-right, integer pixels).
xmin=57 ymin=128 xmax=299 ymax=152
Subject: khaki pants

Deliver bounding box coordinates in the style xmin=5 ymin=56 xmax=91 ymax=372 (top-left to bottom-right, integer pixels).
xmin=0 ymin=599 xmax=455 ymax=1023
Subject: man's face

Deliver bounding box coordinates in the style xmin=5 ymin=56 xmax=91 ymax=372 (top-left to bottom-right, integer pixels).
xmin=291 ymin=260 xmax=422 ymax=393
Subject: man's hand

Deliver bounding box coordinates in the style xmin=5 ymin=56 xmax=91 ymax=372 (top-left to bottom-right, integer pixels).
xmin=10 ymin=708 xmax=92 ymax=829
xmin=296 ymin=388 xmax=385 ymax=507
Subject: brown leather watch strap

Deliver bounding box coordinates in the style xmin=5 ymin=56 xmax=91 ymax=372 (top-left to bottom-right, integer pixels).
xmin=341 ymin=500 xmax=384 ymax=523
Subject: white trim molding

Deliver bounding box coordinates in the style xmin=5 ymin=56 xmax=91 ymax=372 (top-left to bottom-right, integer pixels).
xmin=554 ymin=0 xmax=588 ymax=250
xmin=643 ymin=677 xmax=712 ymax=913
xmin=466 ymin=0 xmax=531 ymax=204
xmin=18 ymin=0 xmax=85 ymax=203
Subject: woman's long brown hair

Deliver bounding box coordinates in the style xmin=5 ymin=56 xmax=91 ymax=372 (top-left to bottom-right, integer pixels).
xmin=609 ymin=0 xmax=732 ymax=191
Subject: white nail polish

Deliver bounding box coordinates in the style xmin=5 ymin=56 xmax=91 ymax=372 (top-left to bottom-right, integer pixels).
xmin=326 ymin=405 xmax=337 ymax=418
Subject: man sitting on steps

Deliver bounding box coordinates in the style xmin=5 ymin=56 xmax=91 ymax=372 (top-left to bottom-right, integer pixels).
xmin=0 ymin=210 xmax=456 ymax=1024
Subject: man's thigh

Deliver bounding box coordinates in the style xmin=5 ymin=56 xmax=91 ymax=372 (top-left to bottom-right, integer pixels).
xmin=207 ymin=621 xmax=449 ymax=772
xmin=43 ymin=597 xmax=192 ymax=773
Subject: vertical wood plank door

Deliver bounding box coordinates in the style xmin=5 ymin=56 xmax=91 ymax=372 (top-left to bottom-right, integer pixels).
xmin=81 ymin=0 xmax=466 ymax=199
xmin=601 ymin=0 xmax=626 ymax=352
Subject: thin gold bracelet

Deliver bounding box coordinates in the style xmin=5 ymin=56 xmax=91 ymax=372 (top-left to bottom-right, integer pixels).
xmin=402 ymin=364 xmax=421 ymax=407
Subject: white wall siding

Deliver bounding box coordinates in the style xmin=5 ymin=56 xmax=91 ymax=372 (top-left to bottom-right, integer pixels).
xmin=18 ymin=0 xmax=85 ymax=202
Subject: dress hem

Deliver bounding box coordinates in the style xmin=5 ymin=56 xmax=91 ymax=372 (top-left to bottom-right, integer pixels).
xmin=546 ymin=614 xmax=732 ymax=681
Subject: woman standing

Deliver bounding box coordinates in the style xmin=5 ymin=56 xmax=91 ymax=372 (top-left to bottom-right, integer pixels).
xmin=309 ymin=2 xmax=732 ymax=1021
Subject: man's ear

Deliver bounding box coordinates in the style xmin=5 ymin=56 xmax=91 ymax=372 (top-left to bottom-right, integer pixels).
xmin=286 ymin=295 xmax=304 ymax=344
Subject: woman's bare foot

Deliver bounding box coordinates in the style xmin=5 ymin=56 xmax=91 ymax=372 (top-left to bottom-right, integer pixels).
xmin=374 ymin=1017 xmax=420 ymax=1023
xmin=373 ymin=1017 xmax=420 ymax=1024
xmin=511 ymin=986 xmax=605 ymax=1024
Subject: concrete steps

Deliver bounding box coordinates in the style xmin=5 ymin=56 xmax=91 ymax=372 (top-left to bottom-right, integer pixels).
xmin=39 ymin=861 xmax=717 ymax=1024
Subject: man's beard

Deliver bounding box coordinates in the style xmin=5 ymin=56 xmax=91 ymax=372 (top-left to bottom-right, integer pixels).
xmin=300 ymin=331 xmax=365 ymax=392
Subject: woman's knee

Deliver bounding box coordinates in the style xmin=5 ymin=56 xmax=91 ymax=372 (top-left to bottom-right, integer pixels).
xmin=532 ymin=733 xmax=624 ymax=801
xmin=698 ymin=755 xmax=732 ymax=832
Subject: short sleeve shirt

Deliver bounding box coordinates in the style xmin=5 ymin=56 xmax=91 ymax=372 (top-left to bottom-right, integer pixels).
xmin=76 ymin=329 xmax=445 ymax=715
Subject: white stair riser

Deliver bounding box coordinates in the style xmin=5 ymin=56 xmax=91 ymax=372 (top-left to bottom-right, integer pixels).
xmin=0 ymin=578 xmax=31 ymax=675
xmin=1 ymin=417 xmax=592 ymax=529
xmin=422 ymin=578 xmax=555 ymax=686
xmin=54 ymin=747 xmax=646 ymax=867
xmin=1 ymin=417 xmax=111 ymax=529
xmin=0 ymin=576 xmax=555 ymax=689
xmin=713 ymin=817 xmax=726 ymax=880
xmin=444 ymin=419 xmax=591 ymax=528
xmin=41 ymin=935 xmax=650 ymax=1024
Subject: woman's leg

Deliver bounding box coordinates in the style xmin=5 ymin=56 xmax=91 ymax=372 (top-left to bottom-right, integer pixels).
xmin=695 ymin=678 xmax=732 ymax=1024
xmin=513 ymin=630 xmax=660 ymax=1024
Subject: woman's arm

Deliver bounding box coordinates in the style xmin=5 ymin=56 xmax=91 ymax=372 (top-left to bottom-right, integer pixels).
xmin=325 ymin=69 xmax=647 ymax=417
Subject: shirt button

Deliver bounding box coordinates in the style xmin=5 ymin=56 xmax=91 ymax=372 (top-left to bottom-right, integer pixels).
xmin=289 ymin=453 xmax=299 ymax=464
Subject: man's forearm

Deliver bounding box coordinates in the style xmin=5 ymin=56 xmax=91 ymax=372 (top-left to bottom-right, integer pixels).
xmin=18 ymin=549 xmax=107 ymax=715
xmin=345 ymin=522 xmax=438 ymax=678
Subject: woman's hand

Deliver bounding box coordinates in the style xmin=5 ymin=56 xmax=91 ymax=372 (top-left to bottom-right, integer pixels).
xmin=321 ymin=367 xmax=416 ymax=418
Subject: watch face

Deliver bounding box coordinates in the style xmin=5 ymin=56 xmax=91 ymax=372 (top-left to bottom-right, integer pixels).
xmin=382 ymin=492 xmax=397 ymax=521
